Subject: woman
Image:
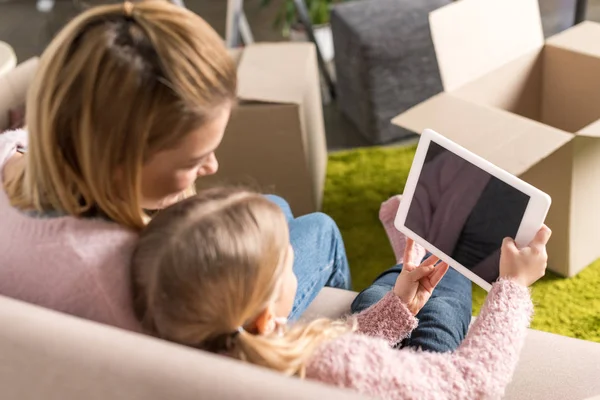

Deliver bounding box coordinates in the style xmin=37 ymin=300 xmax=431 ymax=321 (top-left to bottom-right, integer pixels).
xmin=0 ymin=0 xmax=349 ymax=330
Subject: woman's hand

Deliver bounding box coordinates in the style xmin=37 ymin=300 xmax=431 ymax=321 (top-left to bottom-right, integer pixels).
xmin=393 ymin=239 xmax=449 ymax=315
xmin=499 ymin=225 xmax=552 ymax=287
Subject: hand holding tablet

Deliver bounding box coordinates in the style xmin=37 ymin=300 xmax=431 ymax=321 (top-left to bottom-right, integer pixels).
xmin=394 ymin=129 xmax=552 ymax=291
xmin=499 ymin=225 xmax=552 ymax=287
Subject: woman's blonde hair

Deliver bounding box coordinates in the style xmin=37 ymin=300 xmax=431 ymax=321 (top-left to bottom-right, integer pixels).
xmin=5 ymin=0 xmax=236 ymax=230
xmin=132 ymin=187 xmax=354 ymax=377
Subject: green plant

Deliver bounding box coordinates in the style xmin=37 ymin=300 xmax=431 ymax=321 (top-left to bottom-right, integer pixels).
xmin=260 ymin=0 xmax=348 ymax=35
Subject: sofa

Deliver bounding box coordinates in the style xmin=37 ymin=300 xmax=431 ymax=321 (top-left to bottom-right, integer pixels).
xmin=1 ymin=59 xmax=599 ymax=400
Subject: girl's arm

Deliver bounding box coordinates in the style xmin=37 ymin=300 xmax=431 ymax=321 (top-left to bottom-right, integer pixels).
xmin=309 ymin=279 xmax=532 ymax=400
xmin=354 ymin=291 xmax=418 ymax=346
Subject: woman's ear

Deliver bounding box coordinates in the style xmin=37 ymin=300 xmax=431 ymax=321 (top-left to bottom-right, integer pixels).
xmin=252 ymin=304 xmax=276 ymax=335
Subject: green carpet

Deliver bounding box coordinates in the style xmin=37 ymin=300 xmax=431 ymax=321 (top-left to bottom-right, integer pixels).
xmin=323 ymin=144 xmax=600 ymax=343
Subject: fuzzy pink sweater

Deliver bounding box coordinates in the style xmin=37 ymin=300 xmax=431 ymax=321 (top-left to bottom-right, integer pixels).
xmin=0 ymin=130 xmax=140 ymax=331
xmin=306 ymin=279 xmax=533 ymax=399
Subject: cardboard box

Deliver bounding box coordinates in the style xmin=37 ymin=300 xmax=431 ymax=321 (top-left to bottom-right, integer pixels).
xmin=198 ymin=43 xmax=327 ymax=216
xmin=392 ymin=0 xmax=600 ymax=277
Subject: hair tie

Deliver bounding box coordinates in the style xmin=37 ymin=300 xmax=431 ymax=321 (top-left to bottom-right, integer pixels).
xmin=123 ymin=1 xmax=134 ymax=17
xmin=233 ymin=326 xmax=244 ymax=337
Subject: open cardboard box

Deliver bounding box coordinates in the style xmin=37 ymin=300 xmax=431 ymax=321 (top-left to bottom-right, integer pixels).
xmin=198 ymin=43 xmax=327 ymax=216
xmin=393 ymin=0 xmax=600 ymax=277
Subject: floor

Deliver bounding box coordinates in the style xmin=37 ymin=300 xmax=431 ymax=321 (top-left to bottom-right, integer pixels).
xmin=1 ymin=0 xmax=600 ymax=150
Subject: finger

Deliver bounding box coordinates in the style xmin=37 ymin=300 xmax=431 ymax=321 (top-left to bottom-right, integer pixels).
xmin=529 ymin=225 xmax=552 ymax=248
xmin=404 ymin=238 xmax=416 ymax=266
xmin=420 ymin=254 xmax=440 ymax=268
xmin=429 ymin=262 xmax=449 ymax=288
xmin=408 ymin=265 xmax=436 ymax=282
xmin=502 ymin=237 xmax=519 ymax=253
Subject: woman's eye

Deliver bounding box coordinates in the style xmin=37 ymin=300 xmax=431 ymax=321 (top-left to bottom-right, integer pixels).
xmin=178 ymin=164 xmax=196 ymax=171
xmin=181 ymin=154 xmax=210 ymax=170
xmin=184 ymin=160 xmax=202 ymax=169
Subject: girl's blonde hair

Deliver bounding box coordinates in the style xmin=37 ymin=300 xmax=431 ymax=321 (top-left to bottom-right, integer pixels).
xmin=132 ymin=187 xmax=354 ymax=377
xmin=5 ymin=0 xmax=236 ymax=230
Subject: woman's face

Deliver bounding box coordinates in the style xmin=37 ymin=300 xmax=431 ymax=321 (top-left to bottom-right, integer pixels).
xmin=140 ymin=104 xmax=232 ymax=210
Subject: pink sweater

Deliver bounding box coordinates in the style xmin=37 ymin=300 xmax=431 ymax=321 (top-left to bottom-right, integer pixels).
xmin=0 ymin=130 xmax=140 ymax=331
xmin=306 ymin=279 xmax=533 ymax=399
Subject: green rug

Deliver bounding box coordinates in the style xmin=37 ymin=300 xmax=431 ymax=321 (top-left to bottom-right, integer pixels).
xmin=323 ymin=144 xmax=600 ymax=343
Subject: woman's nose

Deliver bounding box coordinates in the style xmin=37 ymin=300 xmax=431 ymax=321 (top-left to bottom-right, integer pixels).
xmin=198 ymin=153 xmax=218 ymax=177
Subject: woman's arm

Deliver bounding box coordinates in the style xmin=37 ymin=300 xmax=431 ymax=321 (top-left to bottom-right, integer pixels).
xmin=309 ymin=279 xmax=532 ymax=400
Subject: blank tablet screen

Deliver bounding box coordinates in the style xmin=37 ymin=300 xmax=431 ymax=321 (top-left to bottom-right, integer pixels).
xmin=405 ymin=141 xmax=531 ymax=284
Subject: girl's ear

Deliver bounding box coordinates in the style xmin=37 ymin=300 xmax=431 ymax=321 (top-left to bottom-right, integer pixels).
xmin=252 ymin=304 xmax=276 ymax=335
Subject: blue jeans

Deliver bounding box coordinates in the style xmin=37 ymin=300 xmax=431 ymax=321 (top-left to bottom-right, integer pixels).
xmin=351 ymin=259 xmax=472 ymax=353
xmin=267 ymin=196 xmax=352 ymax=320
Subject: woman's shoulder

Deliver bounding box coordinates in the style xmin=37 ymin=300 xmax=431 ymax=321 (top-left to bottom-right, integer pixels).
xmin=68 ymin=219 xmax=139 ymax=263
xmin=0 ymin=194 xmax=138 ymax=264
xmin=0 ymin=201 xmax=140 ymax=331
xmin=1 ymin=211 xmax=138 ymax=260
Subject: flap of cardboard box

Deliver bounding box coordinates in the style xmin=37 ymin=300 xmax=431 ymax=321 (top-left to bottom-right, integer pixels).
xmin=236 ymin=43 xmax=315 ymax=105
xmin=546 ymin=21 xmax=600 ymax=58
xmin=577 ymin=119 xmax=600 ymax=138
xmin=392 ymin=93 xmax=573 ymax=176
xmin=429 ymin=0 xmax=544 ymax=92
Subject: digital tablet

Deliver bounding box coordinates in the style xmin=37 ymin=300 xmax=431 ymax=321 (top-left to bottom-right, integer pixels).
xmin=394 ymin=129 xmax=551 ymax=291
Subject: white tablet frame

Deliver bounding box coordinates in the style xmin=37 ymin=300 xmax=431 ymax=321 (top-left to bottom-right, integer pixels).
xmin=394 ymin=129 xmax=551 ymax=291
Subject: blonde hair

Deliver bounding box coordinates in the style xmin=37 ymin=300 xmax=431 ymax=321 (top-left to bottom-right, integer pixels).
xmin=5 ymin=0 xmax=236 ymax=230
xmin=132 ymin=188 xmax=354 ymax=377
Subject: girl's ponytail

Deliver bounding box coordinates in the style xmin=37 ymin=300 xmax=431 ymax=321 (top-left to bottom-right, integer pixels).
xmin=233 ymin=318 xmax=355 ymax=377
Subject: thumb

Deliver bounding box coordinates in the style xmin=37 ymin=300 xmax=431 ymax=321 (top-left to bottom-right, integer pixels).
xmin=530 ymin=225 xmax=552 ymax=248
xmin=408 ymin=265 xmax=436 ymax=282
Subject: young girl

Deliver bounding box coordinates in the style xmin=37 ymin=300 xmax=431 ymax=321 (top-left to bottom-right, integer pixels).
xmin=132 ymin=187 xmax=551 ymax=399
xmin=0 ymin=1 xmax=349 ymax=330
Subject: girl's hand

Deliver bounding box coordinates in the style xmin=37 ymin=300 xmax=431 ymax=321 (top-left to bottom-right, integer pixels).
xmin=393 ymin=239 xmax=449 ymax=315
xmin=499 ymin=225 xmax=551 ymax=287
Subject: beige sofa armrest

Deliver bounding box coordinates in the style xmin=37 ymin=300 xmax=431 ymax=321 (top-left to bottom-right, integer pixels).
xmin=505 ymin=329 xmax=600 ymax=400
xmin=0 ymin=294 xmax=371 ymax=400
xmin=0 ymin=57 xmax=39 ymax=130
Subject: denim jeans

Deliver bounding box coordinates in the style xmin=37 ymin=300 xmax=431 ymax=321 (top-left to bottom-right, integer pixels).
xmin=267 ymin=195 xmax=352 ymax=320
xmin=351 ymin=259 xmax=472 ymax=353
